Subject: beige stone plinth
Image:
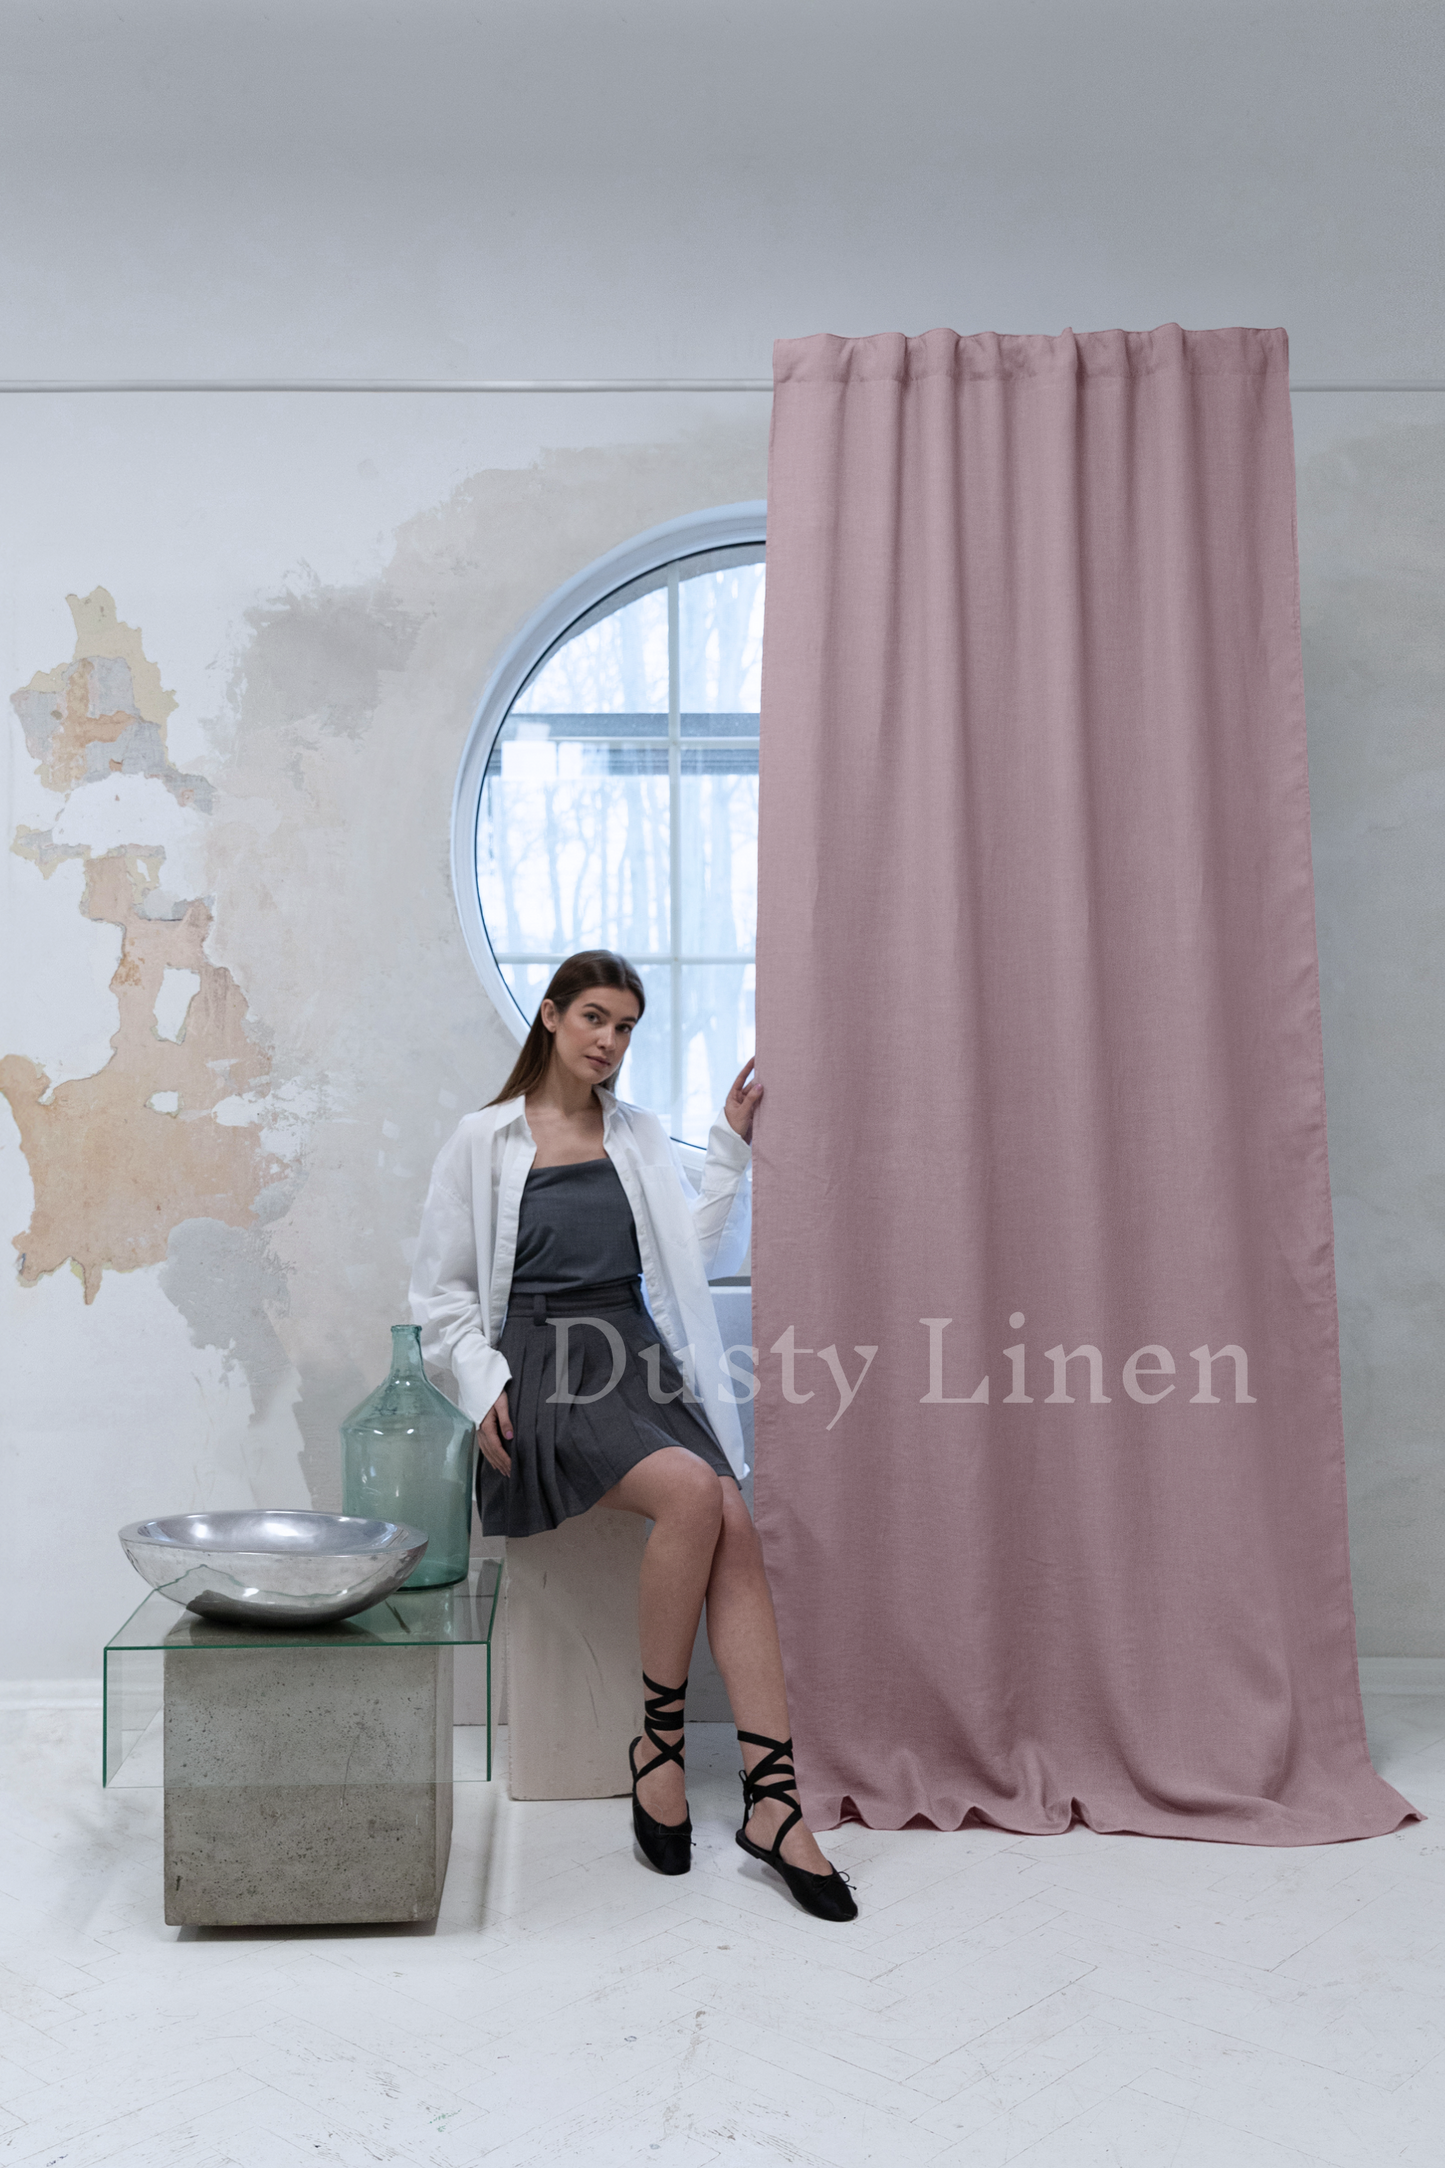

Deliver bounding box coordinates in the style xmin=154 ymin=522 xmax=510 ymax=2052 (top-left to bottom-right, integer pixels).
xmin=163 ymin=1644 xmax=454 ymax=1926
xmin=506 ymin=1507 xmax=649 ymax=1799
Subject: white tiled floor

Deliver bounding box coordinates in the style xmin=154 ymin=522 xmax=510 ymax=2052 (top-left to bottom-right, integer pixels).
xmin=2 ymin=1683 xmax=1445 ymax=2166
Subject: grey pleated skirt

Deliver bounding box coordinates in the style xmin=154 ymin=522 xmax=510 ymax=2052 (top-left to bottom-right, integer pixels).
xmin=479 ymin=1274 xmax=738 ymax=1538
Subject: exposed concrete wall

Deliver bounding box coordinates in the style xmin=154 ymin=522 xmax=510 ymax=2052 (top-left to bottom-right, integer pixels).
xmin=1296 ymin=404 xmax=1445 ymax=1653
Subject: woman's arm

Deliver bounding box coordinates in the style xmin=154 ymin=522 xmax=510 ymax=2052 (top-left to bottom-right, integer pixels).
xmin=670 ymin=1111 xmax=753 ymax=1279
xmin=408 ymin=1136 xmax=512 ymax=1425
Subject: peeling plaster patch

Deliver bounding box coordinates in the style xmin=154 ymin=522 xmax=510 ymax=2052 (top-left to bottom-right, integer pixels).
xmin=0 ymin=849 xmax=279 ymax=1301
xmin=4 ymin=835 xmax=125 ymax=1087
xmin=158 ymin=1218 xmax=291 ymax=1423
xmin=4 ymin=599 xmax=287 ymax=1308
xmin=237 ymin=581 xmax=424 ymax=742
xmin=12 ymin=589 xmax=212 ymax=809
xmin=154 ymin=967 xmax=201 ymax=1042
xmin=52 ymin=773 xmax=212 ymax=886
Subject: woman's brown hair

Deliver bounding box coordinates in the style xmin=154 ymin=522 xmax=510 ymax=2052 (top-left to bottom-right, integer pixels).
xmin=484 ymin=949 xmax=646 ymax=1108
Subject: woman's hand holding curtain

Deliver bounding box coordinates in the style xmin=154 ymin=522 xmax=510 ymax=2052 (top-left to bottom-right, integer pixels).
xmin=724 ymin=1058 xmax=763 ymax=1143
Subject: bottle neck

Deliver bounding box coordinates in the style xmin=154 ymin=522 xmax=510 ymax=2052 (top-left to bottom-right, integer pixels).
xmin=389 ymin=1324 xmax=426 ymax=1380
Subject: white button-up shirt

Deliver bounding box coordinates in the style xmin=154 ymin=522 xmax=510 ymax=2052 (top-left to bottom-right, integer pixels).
xmin=407 ymin=1086 xmax=754 ymax=1478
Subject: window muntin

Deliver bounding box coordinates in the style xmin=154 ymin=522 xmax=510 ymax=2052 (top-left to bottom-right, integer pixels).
xmin=477 ymin=543 xmax=763 ymax=1147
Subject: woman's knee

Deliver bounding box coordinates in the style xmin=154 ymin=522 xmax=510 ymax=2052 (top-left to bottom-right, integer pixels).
xmin=647 ymin=1451 xmax=726 ymax=1541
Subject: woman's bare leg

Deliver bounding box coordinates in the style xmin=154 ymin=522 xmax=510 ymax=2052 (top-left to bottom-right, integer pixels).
xmin=702 ymin=1480 xmax=834 ymax=1873
xmin=597 ymin=1447 xmax=723 ymax=1825
xmin=600 ymin=1455 xmax=837 ymax=1873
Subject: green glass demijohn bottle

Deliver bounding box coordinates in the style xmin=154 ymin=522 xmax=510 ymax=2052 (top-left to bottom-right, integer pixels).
xmin=340 ymin=1325 xmax=475 ymax=1587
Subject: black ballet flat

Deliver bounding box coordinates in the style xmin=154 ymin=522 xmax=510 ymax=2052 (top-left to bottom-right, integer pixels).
xmin=735 ymin=1730 xmax=858 ymax=1922
xmin=628 ymin=1671 xmax=692 ymax=1875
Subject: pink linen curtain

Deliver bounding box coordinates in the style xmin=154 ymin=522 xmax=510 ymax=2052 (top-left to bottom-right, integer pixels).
xmin=753 ymin=323 xmax=1415 ymax=1844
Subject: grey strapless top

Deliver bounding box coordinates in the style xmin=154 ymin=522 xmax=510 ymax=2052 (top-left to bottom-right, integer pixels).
xmin=508 ymin=1156 xmax=643 ymax=1294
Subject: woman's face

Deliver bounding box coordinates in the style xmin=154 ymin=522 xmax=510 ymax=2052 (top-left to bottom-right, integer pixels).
xmin=542 ymin=985 xmax=642 ymax=1091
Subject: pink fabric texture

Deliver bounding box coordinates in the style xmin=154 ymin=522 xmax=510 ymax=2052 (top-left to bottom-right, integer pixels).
xmin=753 ymin=323 xmax=1416 ymax=1844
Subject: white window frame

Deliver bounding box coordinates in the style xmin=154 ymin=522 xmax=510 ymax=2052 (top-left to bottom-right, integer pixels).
xmin=451 ymin=500 xmax=767 ymax=1164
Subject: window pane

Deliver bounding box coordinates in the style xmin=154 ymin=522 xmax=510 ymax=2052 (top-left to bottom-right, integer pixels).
xmin=476 ymin=543 xmax=762 ymax=1150
xmin=677 ymin=773 xmax=758 ymax=955
xmin=515 ymin=588 xmax=668 ymax=713
xmin=679 ymin=559 xmax=765 ymax=724
xmin=676 ymin=960 xmax=756 ymax=1145
xmin=610 ymin=963 xmax=672 ymax=1119
xmin=479 ymin=771 xmax=671 ymax=955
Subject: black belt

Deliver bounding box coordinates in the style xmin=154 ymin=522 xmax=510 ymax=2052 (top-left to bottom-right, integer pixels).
xmin=509 ymin=1275 xmax=643 ymax=1328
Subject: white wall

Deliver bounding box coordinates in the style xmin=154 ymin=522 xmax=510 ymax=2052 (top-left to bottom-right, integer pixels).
xmin=2 ymin=0 xmax=1441 ymax=1670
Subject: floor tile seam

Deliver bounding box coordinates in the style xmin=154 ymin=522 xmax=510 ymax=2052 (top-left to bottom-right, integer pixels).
xmin=1257 ymin=1895 xmax=1416 ymax=1978
xmin=1043 ymin=1925 xmax=1314 ymax=1989
xmin=955 ymin=2073 xmax=1189 ymax=2168
xmin=3 ymin=2022 xmax=280 ymax=2078
xmin=426 ymin=1959 xmax=714 ymax=2020
xmin=243 ymin=1984 xmax=537 ymax=2063
xmin=0 ymin=2069 xmax=270 ymax=2166
xmin=659 ymin=2061 xmax=976 ymax=2168
xmin=683 ymin=2012 xmax=943 ymax=2120
xmin=492 ymin=1872 xmax=707 ymax=1928
xmin=908 ymin=2029 xmax=1159 ymax=2118
xmin=228 ymin=2046 xmax=493 ymax=2125
xmin=232 ymin=2021 xmax=503 ymax=2102
xmin=457 ymin=1949 xmax=720 ymax=2027
xmin=495 ymin=2119 xmax=729 ymax=2168
xmin=445 ymin=2045 xmax=719 ymax=2133
xmin=0 ymin=2007 xmax=78 ymax=2059
xmin=1133 ymin=2065 xmax=1429 ymax=2155
xmin=0 ymin=1948 xmax=140 ymax=1988
xmin=0 ymin=2043 xmax=259 ymax=2124
xmin=1115 ymin=2083 xmax=1340 ymax=2168
xmin=890 ymin=1973 xmax=1109 ymax=2074
xmin=1006 ymin=1887 xmax=1315 ymax=1939
xmin=864 ymin=1944 xmax=1098 ymax=2008
xmin=1107 ymin=2026 xmax=1421 ymax=2113
xmin=1027 ymin=1986 xmax=1419 ymax=2093
xmin=1056 ymin=1974 xmax=1409 ymax=2050
xmin=678 ymin=1992 xmax=940 ymax=2088
xmin=0 ymin=1942 xmax=120 ymax=1985
xmin=853 ymin=1885 xmax=1070 ymax=1948
xmin=661 ymin=1934 xmax=898 ymax=2001
xmin=447 ymin=2052 xmax=723 ymax=2165
xmin=855 ymin=1904 xmax=1075 ymax=1974
xmin=187 ymin=2072 xmax=430 ymax=2144
xmin=240 ymin=2023 xmax=515 ymax=2097
xmin=903 ymin=1979 xmax=1106 ymax=2083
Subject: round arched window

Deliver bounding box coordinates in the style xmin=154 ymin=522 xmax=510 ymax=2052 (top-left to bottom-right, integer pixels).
xmin=452 ymin=503 xmax=765 ymax=1150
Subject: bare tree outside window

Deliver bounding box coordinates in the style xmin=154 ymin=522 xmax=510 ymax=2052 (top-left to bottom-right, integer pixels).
xmin=477 ymin=544 xmax=763 ymax=1146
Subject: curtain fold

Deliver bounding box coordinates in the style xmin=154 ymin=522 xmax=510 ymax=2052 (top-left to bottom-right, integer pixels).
xmin=753 ymin=322 xmax=1415 ymax=1843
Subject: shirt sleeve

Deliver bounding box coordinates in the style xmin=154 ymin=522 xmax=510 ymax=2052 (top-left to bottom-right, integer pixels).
xmin=407 ymin=1135 xmax=512 ymax=1426
xmin=669 ymin=1111 xmax=753 ymax=1279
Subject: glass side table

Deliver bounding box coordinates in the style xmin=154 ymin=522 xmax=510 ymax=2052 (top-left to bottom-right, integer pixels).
xmin=103 ymin=1558 xmax=502 ymax=1927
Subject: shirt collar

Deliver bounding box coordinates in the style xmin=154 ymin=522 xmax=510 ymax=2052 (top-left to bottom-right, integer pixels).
xmin=493 ymin=1085 xmax=620 ymax=1135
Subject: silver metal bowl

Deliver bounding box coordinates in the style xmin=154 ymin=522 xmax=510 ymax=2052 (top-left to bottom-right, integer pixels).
xmin=118 ymin=1510 xmax=430 ymax=1627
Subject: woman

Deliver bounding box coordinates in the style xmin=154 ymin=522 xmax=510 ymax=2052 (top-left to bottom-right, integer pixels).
xmin=409 ymin=948 xmax=856 ymax=1922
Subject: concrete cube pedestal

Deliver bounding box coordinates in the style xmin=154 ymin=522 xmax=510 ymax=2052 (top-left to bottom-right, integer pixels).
xmin=163 ymin=1643 xmax=454 ymax=1926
